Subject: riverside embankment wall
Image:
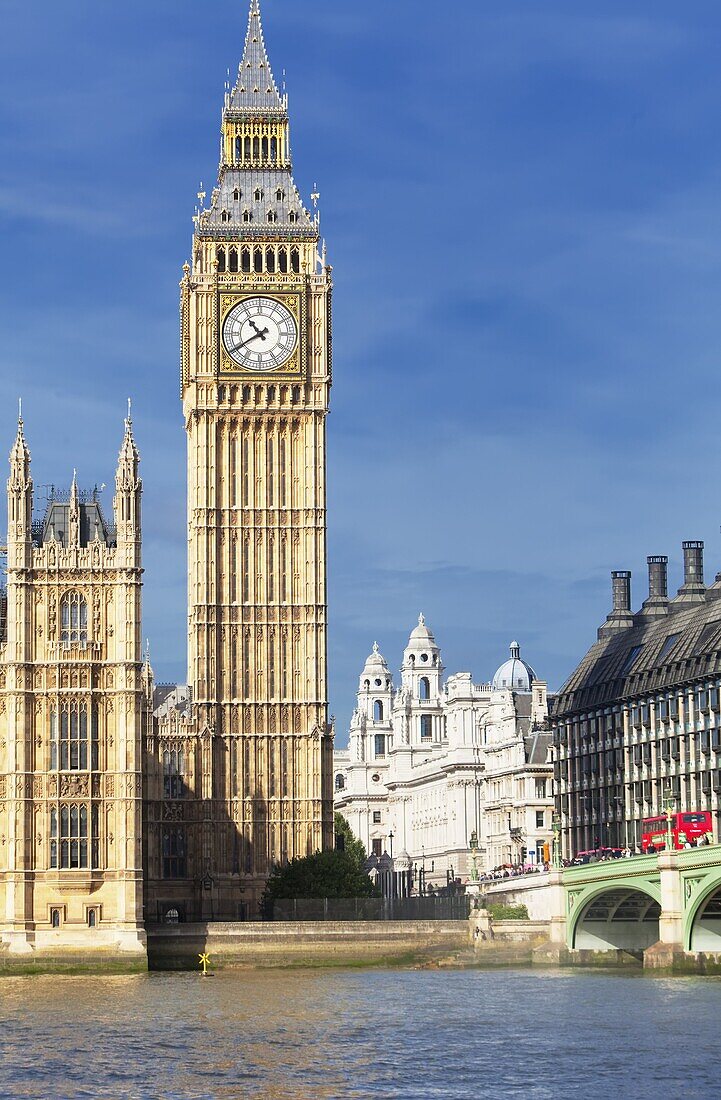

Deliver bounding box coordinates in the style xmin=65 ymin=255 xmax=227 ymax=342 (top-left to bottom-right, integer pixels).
xmin=148 ymin=920 xmax=472 ymax=970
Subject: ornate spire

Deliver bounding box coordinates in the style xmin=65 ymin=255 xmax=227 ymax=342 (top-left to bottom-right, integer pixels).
xmin=228 ymin=0 xmax=286 ymax=115
xmin=116 ymin=407 xmax=140 ymax=492
xmin=8 ymin=412 xmax=31 ymax=491
xmin=69 ymin=469 xmax=80 ymax=545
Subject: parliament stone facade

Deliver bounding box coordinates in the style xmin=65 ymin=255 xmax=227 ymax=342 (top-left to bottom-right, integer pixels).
xmin=0 ymin=0 xmax=333 ymax=957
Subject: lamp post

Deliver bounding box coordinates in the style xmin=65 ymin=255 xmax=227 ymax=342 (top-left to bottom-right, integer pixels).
xmin=420 ymin=845 xmax=426 ymax=895
xmin=469 ymin=830 xmax=480 ymax=884
xmin=664 ymin=792 xmax=676 ymax=851
xmin=388 ymin=830 xmax=394 ymax=859
xmin=551 ymin=812 xmax=562 ymax=870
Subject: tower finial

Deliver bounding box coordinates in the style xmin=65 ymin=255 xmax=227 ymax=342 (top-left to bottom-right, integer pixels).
xmin=418 ymin=612 xmax=425 ymax=626
xmin=127 ymin=397 xmax=132 ymax=423
xmin=18 ymin=397 xmax=22 ymax=424
xmin=373 ymin=641 xmax=379 ymax=655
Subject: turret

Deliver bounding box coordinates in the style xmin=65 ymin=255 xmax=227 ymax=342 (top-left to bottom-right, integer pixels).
xmin=401 ymin=614 xmax=443 ymax=699
xmin=114 ymin=407 xmax=142 ymax=559
xmin=7 ymin=414 xmax=33 ymax=569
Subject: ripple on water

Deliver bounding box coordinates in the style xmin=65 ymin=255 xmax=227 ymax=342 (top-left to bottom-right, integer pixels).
xmin=0 ymin=969 xmax=719 ymax=1099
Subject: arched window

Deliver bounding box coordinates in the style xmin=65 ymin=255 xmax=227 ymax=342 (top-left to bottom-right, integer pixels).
xmin=51 ymin=908 xmax=61 ymax=928
xmin=419 ymin=677 xmax=430 ymax=701
xmin=220 ymin=209 xmax=231 ymax=224
xmin=374 ymin=700 xmax=384 ymax=722
xmin=87 ymin=909 xmax=97 ymax=928
xmin=162 ymin=828 xmax=187 ymax=879
xmin=235 ymin=136 xmax=242 ymax=161
xmin=279 ymin=248 xmax=288 ymax=274
xmin=52 ymin=803 xmax=89 ymax=869
xmin=334 ymin=773 xmax=345 ymax=792
xmin=254 ymin=248 xmax=263 ymax=273
xmin=233 ymin=187 xmax=241 ymax=201
xmin=267 ymin=210 xmax=277 ymax=224
xmin=60 ymin=592 xmax=87 ymax=648
xmin=261 ymin=136 xmax=269 ymax=160
xmin=241 ymin=248 xmax=251 ymax=273
xmin=254 ymin=188 xmax=263 ymax=202
xmin=288 ymin=211 xmax=298 ymax=224
xmin=253 ymin=137 xmax=260 ymax=161
xmin=163 ymin=748 xmax=185 ymax=800
xmin=266 ymin=248 xmax=276 ymax=273
xmin=270 ymin=137 xmax=278 ymax=162
xmin=420 ymin=715 xmax=433 ymax=743
xmin=52 ymin=702 xmax=89 ymax=771
xmin=276 ymin=188 xmax=285 ymax=202
xmin=244 ymin=136 xmax=251 ymax=160
xmin=216 ymin=248 xmax=226 ymax=273
xmin=242 ymin=209 xmax=252 ymax=224
xmin=229 ymin=247 xmax=239 ymax=273
xmin=290 ymin=247 xmax=300 ymax=274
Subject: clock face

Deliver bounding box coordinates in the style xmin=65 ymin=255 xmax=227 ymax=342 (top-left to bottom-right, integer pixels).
xmin=222 ymin=296 xmax=298 ymax=372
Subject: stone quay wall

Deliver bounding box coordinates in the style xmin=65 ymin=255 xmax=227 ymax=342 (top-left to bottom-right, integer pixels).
xmin=148 ymin=920 xmax=472 ymax=970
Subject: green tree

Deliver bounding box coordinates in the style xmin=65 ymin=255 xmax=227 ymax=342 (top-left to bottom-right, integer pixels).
xmin=334 ymin=812 xmax=367 ymax=868
xmin=262 ymin=849 xmax=378 ymax=907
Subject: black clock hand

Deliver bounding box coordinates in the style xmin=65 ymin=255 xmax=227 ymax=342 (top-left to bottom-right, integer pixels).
xmin=232 ymin=327 xmax=269 ymax=352
xmin=247 ymin=318 xmax=266 ymax=338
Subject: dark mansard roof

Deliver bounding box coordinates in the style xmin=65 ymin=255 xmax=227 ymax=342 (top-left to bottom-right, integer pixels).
xmin=553 ymin=584 xmax=721 ymax=718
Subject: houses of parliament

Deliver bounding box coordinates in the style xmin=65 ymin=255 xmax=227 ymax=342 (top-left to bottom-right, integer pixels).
xmin=0 ymin=0 xmax=334 ymax=958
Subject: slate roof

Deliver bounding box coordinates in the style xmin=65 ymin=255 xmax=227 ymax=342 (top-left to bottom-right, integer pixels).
xmin=228 ymin=0 xmax=286 ymax=116
xmin=200 ymin=169 xmax=315 ymax=239
xmin=553 ymin=583 xmax=721 ymax=717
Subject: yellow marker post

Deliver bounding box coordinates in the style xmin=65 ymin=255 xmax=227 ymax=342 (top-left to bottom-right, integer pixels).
xmin=199 ymin=952 xmax=211 ymax=976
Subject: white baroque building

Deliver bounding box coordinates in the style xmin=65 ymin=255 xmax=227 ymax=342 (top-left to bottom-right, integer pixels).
xmin=334 ymin=617 xmax=554 ymax=889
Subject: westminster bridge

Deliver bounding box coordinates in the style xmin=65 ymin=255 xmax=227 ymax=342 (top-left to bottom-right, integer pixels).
xmin=482 ymin=846 xmax=721 ymax=966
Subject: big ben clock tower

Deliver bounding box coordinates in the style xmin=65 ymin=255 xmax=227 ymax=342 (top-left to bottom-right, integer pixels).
xmin=162 ymin=0 xmax=333 ymax=917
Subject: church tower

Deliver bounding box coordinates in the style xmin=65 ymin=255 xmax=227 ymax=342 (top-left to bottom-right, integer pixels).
xmin=172 ymin=0 xmax=334 ymax=915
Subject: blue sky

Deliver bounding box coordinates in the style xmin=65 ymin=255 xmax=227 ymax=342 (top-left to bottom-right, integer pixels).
xmin=3 ymin=1 xmax=721 ymax=740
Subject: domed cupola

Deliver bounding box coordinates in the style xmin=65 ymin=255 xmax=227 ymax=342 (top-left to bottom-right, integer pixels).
xmin=402 ymin=613 xmax=441 ymax=669
xmin=359 ymin=642 xmax=392 ymax=693
xmin=492 ymin=641 xmax=536 ymax=693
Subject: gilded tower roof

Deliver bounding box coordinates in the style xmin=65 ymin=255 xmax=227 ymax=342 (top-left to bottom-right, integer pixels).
xmin=197 ymin=0 xmax=315 ymax=241
xmin=227 ymin=0 xmax=286 ymax=116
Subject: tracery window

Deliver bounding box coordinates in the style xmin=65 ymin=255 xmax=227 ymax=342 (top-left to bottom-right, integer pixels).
xmin=50 ymin=702 xmax=97 ymax=771
xmin=163 ymin=748 xmax=185 ymax=800
xmin=50 ymin=804 xmax=98 ymax=870
xmin=60 ymin=592 xmax=87 ymax=648
xmin=162 ymin=828 xmax=187 ymax=879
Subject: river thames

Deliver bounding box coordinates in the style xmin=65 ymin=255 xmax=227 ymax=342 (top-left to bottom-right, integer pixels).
xmin=0 ymin=968 xmax=718 ymax=1098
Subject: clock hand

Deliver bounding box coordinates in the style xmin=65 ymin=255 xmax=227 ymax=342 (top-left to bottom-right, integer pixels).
xmin=232 ymin=327 xmax=269 ymax=352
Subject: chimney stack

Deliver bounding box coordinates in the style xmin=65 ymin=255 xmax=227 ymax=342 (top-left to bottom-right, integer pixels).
xmin=676 ymin=541 xmax=706 ymax=604
xmin=599 ymin=571 xmax=634 ymax=638
xmin=641 ymin=556 xmax=669 ymax=617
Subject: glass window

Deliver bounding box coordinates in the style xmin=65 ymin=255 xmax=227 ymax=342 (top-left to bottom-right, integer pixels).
xmin=420 ymin=715 xmax=433 ymax=742
xmin=419 ymin=677 xmax=430 ymax=701
xmin=373 ymin=700 xmax=384 ymax=722
xmin=163 ymin=748 xmax=185 ymax=799
xmin=373 ymin=811 xmax=381 ymax=824
xmin=374 ymin=734 xmax=386 ymax=758
xmin=51 ymin=803 xmax=90 ymax=869
xmin=536 ymin=811 xmax=545 ymax=829
xmin=162 ymin=828 xmax=187 ymax=879
xmin=60 ymin=592 xmax=87 ymax=648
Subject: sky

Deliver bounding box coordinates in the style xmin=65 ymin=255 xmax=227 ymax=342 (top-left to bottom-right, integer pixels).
xmin=3 ymin=1 xmax=721 ymax=741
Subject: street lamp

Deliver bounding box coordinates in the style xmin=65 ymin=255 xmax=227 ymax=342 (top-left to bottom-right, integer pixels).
xmin=551 ymin=812 xmax=562 ymax=870
xmin=664 ymin=792 xmax=676 ymax=851
xmin=388 ymin=830 xmax=394 ymax=859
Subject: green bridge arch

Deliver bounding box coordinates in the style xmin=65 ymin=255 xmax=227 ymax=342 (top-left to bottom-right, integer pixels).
xmin=566 ymin=873 xmax=662 ymax=952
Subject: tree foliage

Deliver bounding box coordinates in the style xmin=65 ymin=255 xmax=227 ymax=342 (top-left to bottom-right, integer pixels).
xmin=262 ymin=849 xmax=378 ymax=905
xmin=334 ymin=812 xmax=367 ymax=868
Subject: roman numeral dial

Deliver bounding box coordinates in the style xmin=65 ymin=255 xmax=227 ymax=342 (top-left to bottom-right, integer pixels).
xmin=222 ymin=296 xmax=298 ymax=372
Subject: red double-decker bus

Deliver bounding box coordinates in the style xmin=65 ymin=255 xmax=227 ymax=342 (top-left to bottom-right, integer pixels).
xmin=641 ymin=810 xmax=713 ymax=852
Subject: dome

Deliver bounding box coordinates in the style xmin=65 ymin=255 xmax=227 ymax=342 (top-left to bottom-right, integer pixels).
xmin=409 ymin=612 xmax=435 ymax=645
xmin=360 ymin=642 xmax=391 ymax=690
xmin=492 ymin=641 xmax=536 ymax=693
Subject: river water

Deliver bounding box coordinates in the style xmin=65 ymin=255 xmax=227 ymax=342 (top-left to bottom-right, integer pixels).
xmin=0 ymin=968 xmax=717 ymax=1099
